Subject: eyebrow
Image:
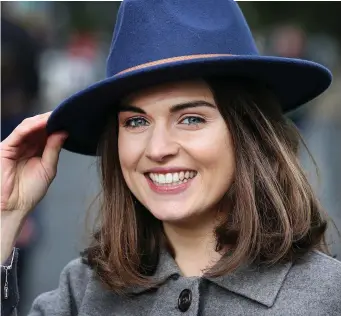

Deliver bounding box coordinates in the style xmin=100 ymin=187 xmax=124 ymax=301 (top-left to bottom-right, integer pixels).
xmin=118 ymin=100 xmax=216 ymax=114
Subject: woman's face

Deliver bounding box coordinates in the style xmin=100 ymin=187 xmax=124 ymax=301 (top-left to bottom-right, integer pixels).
xmin=118 ymin=79 xmax=235 ymax=223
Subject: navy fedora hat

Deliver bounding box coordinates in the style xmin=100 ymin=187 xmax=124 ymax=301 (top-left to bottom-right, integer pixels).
xmin=47 ymin=0 xmax=332 ymax=156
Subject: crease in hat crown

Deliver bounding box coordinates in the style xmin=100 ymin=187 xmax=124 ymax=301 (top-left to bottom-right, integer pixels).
xmin=106 ymin=0 xmax=259 ymax=77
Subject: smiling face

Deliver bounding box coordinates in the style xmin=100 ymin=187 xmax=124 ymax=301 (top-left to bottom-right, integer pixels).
xmin=118 ymin=79 xmax=235 ymax=223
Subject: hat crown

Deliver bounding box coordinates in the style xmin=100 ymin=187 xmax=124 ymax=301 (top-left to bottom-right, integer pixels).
xmin=106 ymin=0 xmax=258 ymax=76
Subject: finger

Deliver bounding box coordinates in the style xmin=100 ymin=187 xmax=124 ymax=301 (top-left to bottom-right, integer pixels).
xmin=41 ymin=132 xmax=68 ymax=175
xmin=2 ymin=113 xmax=52 ymax=147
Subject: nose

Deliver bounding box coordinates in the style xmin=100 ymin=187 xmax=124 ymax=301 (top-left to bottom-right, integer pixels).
xmin=145 ymin=125 xmax=179 ymax=162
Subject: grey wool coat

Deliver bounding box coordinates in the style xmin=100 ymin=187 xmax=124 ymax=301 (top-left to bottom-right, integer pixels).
xmin=2 ymin=249 xmax=341 ymax=316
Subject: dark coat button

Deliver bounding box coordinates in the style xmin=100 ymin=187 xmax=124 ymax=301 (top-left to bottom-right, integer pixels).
xmin=178 ymin=289 xmax=192 ymax=312
xmin=171 ymin=273 xmax=180 ymax=280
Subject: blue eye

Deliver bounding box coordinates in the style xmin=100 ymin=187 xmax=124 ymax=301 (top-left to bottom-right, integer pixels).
xmin=181 ymin=116 xmax=205 ymax=125
xmin=124 ymin=117 xmax=149 ymax=128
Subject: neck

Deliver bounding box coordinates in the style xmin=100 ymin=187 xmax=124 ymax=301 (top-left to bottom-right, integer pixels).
xmin=163 ymin=212 xmax=223 ymax=277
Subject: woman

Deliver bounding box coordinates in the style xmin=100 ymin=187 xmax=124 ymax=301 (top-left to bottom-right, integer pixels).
xmin=1 ymin=1 xmax=340 ymax=315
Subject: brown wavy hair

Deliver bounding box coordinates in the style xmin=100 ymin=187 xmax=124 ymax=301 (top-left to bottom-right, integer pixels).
xmin=82 ymin=77 xmax=328 ymax=293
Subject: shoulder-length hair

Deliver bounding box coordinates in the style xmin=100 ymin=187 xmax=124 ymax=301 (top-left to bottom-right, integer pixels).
xmin=82 ymin=77 xmax=328 ymax=294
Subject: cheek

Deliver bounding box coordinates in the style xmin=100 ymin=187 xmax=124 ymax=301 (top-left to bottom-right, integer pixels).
xmin=183 ymin=125 xmax=235 ymax=173
xmin=118 ymin=131 xmax=143 ymax=173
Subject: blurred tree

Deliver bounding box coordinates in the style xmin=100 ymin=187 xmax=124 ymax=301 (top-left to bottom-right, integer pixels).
xmin=239 ymin=2 xmax=341 ymax=41
xmin=64 ymin=1 xmax=120 ymax=32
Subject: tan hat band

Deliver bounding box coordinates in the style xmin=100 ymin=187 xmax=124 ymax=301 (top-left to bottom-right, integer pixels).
xmin=117 ymin=54 xmax=233 ymax=75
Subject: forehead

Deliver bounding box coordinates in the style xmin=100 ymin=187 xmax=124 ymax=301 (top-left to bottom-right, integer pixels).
xmin=121 ymin=79 xmax=215 ymax=108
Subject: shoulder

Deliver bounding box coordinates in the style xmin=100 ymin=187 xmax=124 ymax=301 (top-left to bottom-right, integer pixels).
xmin=291 ymin=250 xmax=341 ymax=281
xmin=62 ymin=257 xmax=91 ymax=275
xmin=279 ymin=250 xmax=341 ymax=313
xmin=31 ymin=258 xmax=93 ymax=314
xmin=59 ymin=257 xmax=93 ymax=293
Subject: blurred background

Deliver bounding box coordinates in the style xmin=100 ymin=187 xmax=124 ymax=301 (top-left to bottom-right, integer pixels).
xmin=1 ymin=1 xmax=340 ymax=314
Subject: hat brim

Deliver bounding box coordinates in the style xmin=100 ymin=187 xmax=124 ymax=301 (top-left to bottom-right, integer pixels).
xmin=47 ymin=55 xmax=332 ymax=156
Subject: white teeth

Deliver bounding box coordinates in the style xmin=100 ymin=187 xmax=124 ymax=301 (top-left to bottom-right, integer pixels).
xmin=159 ymin=174 xmax=166 ymax=184
xmin=149 ymin=171 xmax=197 ymax=185
xmin=165 ymin=173 xmax=172 ymax=184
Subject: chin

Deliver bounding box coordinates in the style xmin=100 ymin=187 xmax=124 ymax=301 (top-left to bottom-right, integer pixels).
xmin=148 ymin=206 xmax=193 ymax=223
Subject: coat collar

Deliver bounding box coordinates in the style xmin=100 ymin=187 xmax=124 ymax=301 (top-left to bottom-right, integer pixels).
xmin=126 ymin=250 xmax=179 ymax=295
xmin=129 ymin=250 xmax=292 ymax=307
xmin=206 ymin=261 xmax=292 ymax=307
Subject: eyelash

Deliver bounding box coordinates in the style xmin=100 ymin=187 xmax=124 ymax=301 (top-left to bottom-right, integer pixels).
xmin=180 ymin=116 xmax=206 ymax=125
xmin=123 ymin=116 xmax=148 ymax=128
xmin=123 ymin=115 xmax=206 ymax=128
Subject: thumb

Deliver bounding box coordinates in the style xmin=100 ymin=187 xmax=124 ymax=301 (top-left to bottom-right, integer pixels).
xmin=41 ymin=132 xmax=68 ymax=176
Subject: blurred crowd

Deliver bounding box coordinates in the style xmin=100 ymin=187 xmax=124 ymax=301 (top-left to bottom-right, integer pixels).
xmin=1 ymin=2 xmax=340 ymax=315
